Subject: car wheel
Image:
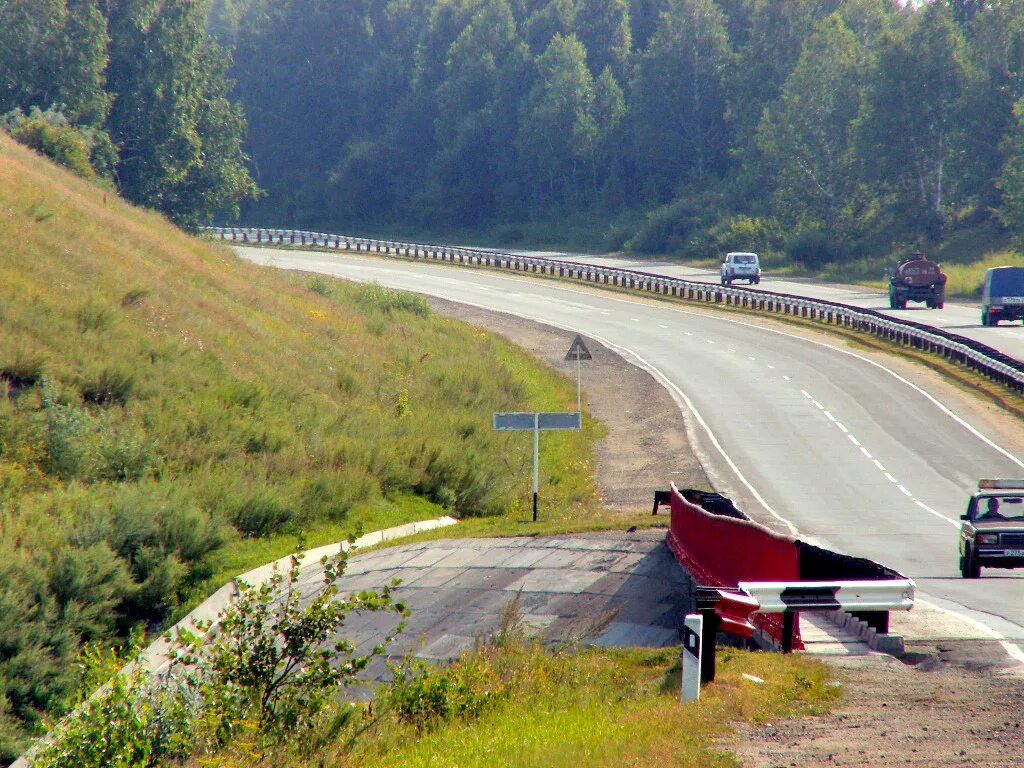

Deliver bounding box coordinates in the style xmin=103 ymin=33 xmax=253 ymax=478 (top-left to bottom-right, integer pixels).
xmin=981 ymin=312 xmax=989 ymax=326
xmin=961 ymin=548 xmax=981 ymax=579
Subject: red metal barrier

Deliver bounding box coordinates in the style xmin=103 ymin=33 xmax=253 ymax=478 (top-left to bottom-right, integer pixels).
xmin=666 ymin=484 xmax=802 ymax=648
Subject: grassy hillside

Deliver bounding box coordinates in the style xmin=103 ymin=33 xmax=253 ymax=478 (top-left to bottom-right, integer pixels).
xmin=0 ymin=135 xmax=599 ymax=755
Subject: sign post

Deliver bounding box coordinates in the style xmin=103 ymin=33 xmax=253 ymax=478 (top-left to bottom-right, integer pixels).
xmin=493 ymin=411 xmax=581 ymax=521
xmin=564 ymin=335 xmax=592 ymax=415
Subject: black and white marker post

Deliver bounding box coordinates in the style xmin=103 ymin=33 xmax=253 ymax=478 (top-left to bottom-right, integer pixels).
xmin=681 ymin=614 xmax=703 ymax=702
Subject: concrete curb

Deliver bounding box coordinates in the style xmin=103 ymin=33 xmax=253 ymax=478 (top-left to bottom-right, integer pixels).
xmin=823 ymin=609 xmax=906 ymax=656
xmin=14 ymin=515 xmax=458 ymax=768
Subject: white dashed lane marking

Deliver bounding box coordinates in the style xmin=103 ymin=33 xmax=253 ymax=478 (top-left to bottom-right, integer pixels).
xmin=798 ymin=388 xmax=960 ymax=528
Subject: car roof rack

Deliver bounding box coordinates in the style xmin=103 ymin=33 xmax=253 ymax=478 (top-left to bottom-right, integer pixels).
xmin=978 ymin=479 xmax=1024 ymax=490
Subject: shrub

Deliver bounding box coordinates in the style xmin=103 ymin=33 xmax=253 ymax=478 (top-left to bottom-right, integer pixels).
xmin=354 ymin=283 xmax=430 ymax=318
xmin=120 ymin=288 xmax=151 ymax=307
xmin=42 ymin=383 xmax=94 ymax=479
xmin=93 ymin=425 xmax=156 ymax=481
xmin=231 ymin=492 xmax=294 ymax=538
xmin=80 ymin=367 xmax=134 ymax=407
xmin=308 ymin=275 xmax=334 ymax=297
xmin=74 ymin=301 xmax=113 ymax=333
xmin=3 ymin=107 xmax=97 ymax=181
xmin=0 ymin=350 xmax=44 ymax=389
xmin=170 ymin=552 xmax=409 ymax=742
xmin=786 ymin=229 xmax=840 ymax=270
xmin=386 ymin=657 xmax=504 ymax=730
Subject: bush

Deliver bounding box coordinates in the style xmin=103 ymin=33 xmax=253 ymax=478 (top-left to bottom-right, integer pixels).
xmin=308 ymin=275 xmax=334 ymax=297
xmin=93 ymin=425 xmax=156 ymax=481
xmin=74 ymin=301 xmax=113 ymax=333
xmin=0 ymin=350 xmax=44 ymax=389
xmin=79 ymin=367 xmax=134 ymax=407
xmin=785 ymin=229 xmax=840 ymax=270
xmin=42 ymin=383 xmax=94 ymax=479
xmin=231 ymin=492 xmax=294 ymax=538
xmin=2 ymin=107 xmax=98 ymax=181
xmin=354 ymin=283 xmax=430 ymax=317
xmin=386 ymin=656 xmax=504 ymax=730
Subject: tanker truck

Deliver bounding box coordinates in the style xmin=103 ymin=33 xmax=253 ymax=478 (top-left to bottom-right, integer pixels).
xmin=888 ymin=252 xmax=946 ymax=310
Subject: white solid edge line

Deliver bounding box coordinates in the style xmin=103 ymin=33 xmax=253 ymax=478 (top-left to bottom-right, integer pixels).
xmin=916 ymin=597 xmax=1024 ymax=665
xmin=913 ymin=499 xmax=960 ymax=529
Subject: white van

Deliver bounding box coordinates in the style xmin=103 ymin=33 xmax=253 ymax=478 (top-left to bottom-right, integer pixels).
xmin=721 ymin=252 xmax=761 ymax=286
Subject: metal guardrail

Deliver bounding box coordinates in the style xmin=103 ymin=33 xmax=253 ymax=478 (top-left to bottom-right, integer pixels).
xmin=205 ymin=226 xmax=1024 ymax=395
xmin=738 ymin=580 xmax=916 ymax=613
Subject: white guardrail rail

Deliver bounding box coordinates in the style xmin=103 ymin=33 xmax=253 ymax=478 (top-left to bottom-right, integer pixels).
xmin=205 ymin=226 xmax=1024 ymax=395
xmin=738 ymin=580 xmax=917 ymax=613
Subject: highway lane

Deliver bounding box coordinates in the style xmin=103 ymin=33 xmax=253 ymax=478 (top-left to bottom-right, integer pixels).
xmin=237 ymin=245 xmax=1024 ymax=654
xmin=509 ymin=250 xmax=1024 ymax=363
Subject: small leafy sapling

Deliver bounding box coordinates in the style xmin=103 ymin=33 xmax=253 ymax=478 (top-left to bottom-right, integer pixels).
xmin=170 ymin=549 xmax=408 ymax=742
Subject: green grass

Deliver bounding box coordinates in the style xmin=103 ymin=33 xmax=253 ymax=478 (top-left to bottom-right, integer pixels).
xmin=0 ymin=134 xmax=606 ymax=750
xmin=214 ymin=638 xmax=840 ymax=768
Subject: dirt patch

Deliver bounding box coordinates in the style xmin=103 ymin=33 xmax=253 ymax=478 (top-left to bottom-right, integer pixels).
xmin=730 ymin=654 xmax=1024 ymax=767
xmin=426 ymin=296 xmax=709 ymax=512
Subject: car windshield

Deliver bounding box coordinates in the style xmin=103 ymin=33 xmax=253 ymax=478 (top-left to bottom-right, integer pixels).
xmin=974 ymin=494 xmax=1024 ymax=521
xmin=989 ymin=267 xmax=1024 ymax=296
xmin=731 ymin=254 xmax=757 ymax=264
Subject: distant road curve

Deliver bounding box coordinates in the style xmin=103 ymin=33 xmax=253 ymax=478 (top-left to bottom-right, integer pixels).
xmin=513 ymin=249 xmax=1024 ymax=364
xmin=205 ymin=228 xmax=1024 ymax=394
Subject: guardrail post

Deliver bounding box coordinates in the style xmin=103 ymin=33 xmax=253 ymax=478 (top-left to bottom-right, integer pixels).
xmin=852 ymin=610 xmax=889 ymax=634
xmin=782 ymin=610 xmax=796 ymax=653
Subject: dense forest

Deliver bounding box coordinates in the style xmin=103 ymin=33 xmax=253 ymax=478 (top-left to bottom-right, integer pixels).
xmin=215 ymin=0 xmax=1024 ymax=265
xmin=0 ymin=0 xmax=258 ymax=229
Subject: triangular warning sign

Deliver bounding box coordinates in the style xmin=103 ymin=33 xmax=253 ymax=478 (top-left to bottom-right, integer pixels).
xmin=564 ymin=335 xmax=593 ymax=361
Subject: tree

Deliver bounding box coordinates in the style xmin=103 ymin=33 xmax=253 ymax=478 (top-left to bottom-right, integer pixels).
xmin=517 ymin=34 xmax=599 ymax=206
xmin=631 ymin=0 xmax=733 ymax=198
xmin=104 ymin=0 xmax=258 ymax=228
xmin=854 ymin=5 xmax=974 ymax=235
xmin=431 ymin=0 xmax=531 ymax=221
xmin=726 ymin=0 xmax=841 ymax=179
xmin=756 ymin=15 xmax=866 ymax=237
xmin=996 ymin=98 xmax=1024 ymax=247
xmin=573 ymin=0 xmax=632 ymax=80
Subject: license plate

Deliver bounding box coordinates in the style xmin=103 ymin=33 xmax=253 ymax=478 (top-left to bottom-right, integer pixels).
xmin=1003 ymin=297 xmax=1024 ymax=305
xmin=1004 ymin=549 xmax=1024 ymax=557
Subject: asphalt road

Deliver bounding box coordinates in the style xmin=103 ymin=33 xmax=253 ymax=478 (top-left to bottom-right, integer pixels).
xmin=510 ymin=250 xmax=1024 ymax=363
xmin=237 ymin=245 xmax=1024 ymax=658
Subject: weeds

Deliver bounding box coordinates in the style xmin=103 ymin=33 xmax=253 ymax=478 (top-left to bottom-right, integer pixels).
xmin=79 ymin=367 xmax=134 ymax=406
xmin=120 ymin=287 xmax=151 ymax=306
xmin=355 ymin=282 xmax=431 ymax=317
xmin=308 ymin=275 xmax=334 ymax=297
xmin=0 ymin=350 xmax=44 ymax=389
xmin=74 ymin=300 xmax=113 ymax=333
